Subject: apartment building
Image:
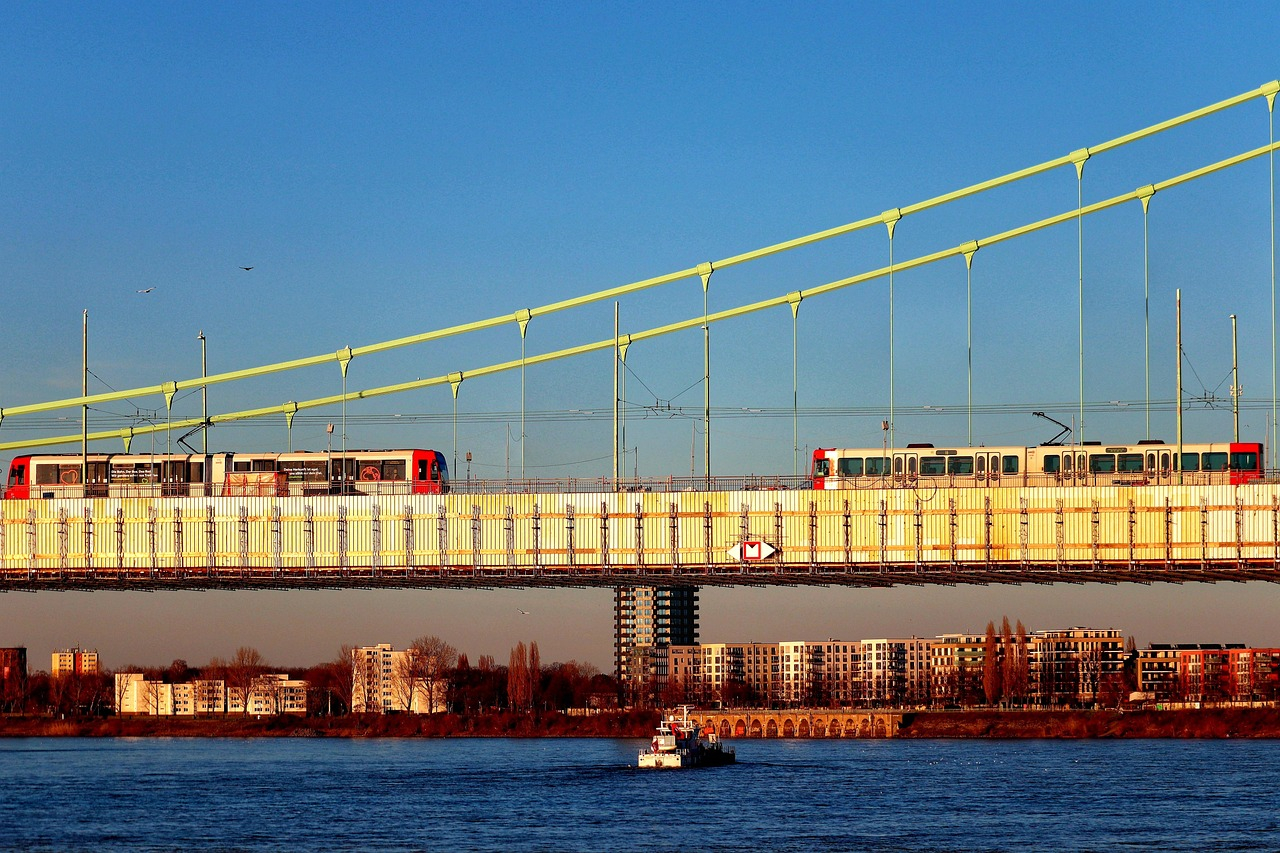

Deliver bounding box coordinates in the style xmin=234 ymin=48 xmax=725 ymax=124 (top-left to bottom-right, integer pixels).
xmin=930 ymin=633 xmax=988 ymax=705
xmin=859 ymin=638 xmax=932 ymax=706
xmin=0 ymin=648 xmax=26 ymax=684
xmin=52 ymin=647 xmax=98 ymax=677
xmin=614 ymin=587 xmax=698 ymax=683
xmin=115 ymin=672 xmax=305 ymax=716
xmin=1029 ymin=628 xmax=1125 ymax=705
xmin=350 ymin=643 xmax=447 ymax=713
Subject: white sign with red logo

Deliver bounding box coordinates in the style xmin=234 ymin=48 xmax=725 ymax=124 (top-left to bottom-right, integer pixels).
xmin=729 ymin=540 xmax=777 ymax=561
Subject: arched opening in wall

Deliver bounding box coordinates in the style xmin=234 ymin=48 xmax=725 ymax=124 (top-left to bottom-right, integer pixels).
xmin=843 ymin=718 xmax=858 ymax=737
xmin=828 ymin=721 xmax=842 ymax=737
xmin=719 ymin=720 xmax=731 ymax=739
xmin=750 ymin=719 xmax=763 ymax=738
xmin=765 ymin=719 xmax=779 ymax=737
xmin=797 ymin=719 xmax=810 ymax=737
xmin=857 ymin=719 xmax=872 ymax=738
xmin=734 ymin=719 xmax=746 ymax=737
xmin=874 ymin=718 xmax=887 ymax=737
xmin=782 ymin=719 xmax=795 ymax=737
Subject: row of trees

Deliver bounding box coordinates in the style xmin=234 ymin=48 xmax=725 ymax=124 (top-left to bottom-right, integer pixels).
xmin=0 ymin=640 xmax=617 ymax=718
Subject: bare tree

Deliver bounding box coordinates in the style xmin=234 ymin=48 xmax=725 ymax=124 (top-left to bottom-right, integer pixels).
xmin=255 ymin=675 xmax=284 ymax=715
xmin=983 ymin=621 xmax=1002 ymax=706
xmin=1000 ymin=617 xmax=1014 ymax=702
xmin=528 ymin=641 xmax=541 ymax=711
xmin=404 ymin=636 xmax=457 ymax=714
xmin=1011 ymin=621 xmax=1030 ymax=705
xmin=141 ymin=677 xmax=163 ymax=716
xmin=508 ymin=642 xmax=530 ymax=711
xmin=225 ymin=647 xmax=267 ymax=714
xmin=392 ymin=651 xmax=423 ymax=712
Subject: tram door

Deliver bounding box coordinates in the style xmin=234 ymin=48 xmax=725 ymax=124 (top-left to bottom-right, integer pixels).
xmin=978 ymin=452 xmax=1001 ymax=486
xmin=892 ymin=452 xmax=918 ymax=486
xmin=1145 ymin=449 xmax=1173 ymax=485
xmin=1060 ymin=449 xmax=1087 ymax=485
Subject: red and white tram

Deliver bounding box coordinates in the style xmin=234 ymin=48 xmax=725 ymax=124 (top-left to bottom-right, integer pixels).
xmin=3 ymin=449 xmax=449 ymax=500
xmin=811 ymin=440 xmax=1265 ymax=489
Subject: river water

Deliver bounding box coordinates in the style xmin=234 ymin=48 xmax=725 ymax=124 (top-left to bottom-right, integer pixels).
xmin=1 ymin=737 xmax=1277 ymax=851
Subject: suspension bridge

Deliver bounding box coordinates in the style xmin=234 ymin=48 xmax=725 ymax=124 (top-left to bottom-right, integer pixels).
xmin=2 ymin=78 xmax=1279 ymax=591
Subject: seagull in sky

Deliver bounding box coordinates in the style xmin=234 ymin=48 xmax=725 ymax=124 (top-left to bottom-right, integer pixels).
xmin=136 ymin=287 xmax=154 ymax=294
xmin=240 ymin=266 xmax=254 ymax=271
xmin=517 ymin=609 xmax=530 ymax=616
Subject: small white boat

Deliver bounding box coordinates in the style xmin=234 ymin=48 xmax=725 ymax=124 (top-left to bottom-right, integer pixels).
xmin=638 ymin=706 xmax=735 ymax=769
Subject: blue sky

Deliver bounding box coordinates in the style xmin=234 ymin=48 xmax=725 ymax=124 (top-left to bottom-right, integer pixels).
xmin=2 ymin=3 xmax=1280 ymax=670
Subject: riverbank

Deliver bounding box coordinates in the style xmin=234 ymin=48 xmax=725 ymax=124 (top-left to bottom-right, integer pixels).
xmin=4 ymin=708 xmax=1280 ymax=738
xmin=0 ymin=710 xmax=659 ymax=738
xmin=896 ymin=708 xmax=1280 ymax=738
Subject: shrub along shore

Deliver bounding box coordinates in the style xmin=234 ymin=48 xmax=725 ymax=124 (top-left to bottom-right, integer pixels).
xmin=4 ymin=708 xmax=1280 ymax=738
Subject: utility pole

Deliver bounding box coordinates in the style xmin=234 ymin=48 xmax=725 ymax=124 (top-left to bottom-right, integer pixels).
xmin=1231 ymin=314 xmax=1240 ymax=443
xmin=81 ymin=309 xmax=88 ymax=489
xmin=198 ymin=330 xmax=207 ymax=454
xmin=1176 ymin=290 xmax=1183 ymax=485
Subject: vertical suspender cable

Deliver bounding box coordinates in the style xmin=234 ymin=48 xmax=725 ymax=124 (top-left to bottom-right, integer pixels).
xmin=789 ymin=292 xmax=802 ymax=477
xmin=1138 ymin=185 xmax=1155 ymax=441
xmin=81 ymin=309 xmax=88 ymax=487
xmin=962 ymin=242 xmax=979 ymax=446
xmin=882 ymin=209 xmax=901 ymax=450
xmin=1269 ymin=85 xmax=1277 ymax=469
xmin=698 ymin=263 xmax=714 ymax=487
xmin=613 ymin=301 xmax=619 ymax=486
xmin=1072 ymin=149 xmax=1090 ymax=444
xmin=515 ymin=309 xmax=531 ymax=482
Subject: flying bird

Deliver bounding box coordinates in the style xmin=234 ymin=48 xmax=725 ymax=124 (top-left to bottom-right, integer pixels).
xmin=517 ymin=609 xmax=530 ymax=616
xmin=136 ymin=288 xmax=154 ymax=294
xmin=240 ymin=266 xmax=254 ymax=271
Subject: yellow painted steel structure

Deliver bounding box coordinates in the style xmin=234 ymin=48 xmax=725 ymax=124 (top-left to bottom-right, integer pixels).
xmin=0 ymin=80 xmax=1276 ymax=451
xmin=5 ymin=484 xmax=1280 ymax=590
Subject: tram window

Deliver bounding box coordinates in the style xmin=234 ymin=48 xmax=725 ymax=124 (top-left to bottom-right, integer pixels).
xmin=1118 ymin=454 xmax=1143 ymax=473
xmin=1160 ymin=452 xmax=1171 ymax=471
xmin=837 ymin=457 xmax=863 ymax=476
xmin=1089 ymin=454 xmax=1116 ymax=473
xmin=1003 ymin=456 xmax=1019 ymax=474
xmin=382 ymin=461 xmax=406 ymax=481
xmin=1202 ymin=452 xmax=1227 ymax=471
xmin=233 ymin=460 xmax=251 ymax=472
xmin=251 ymin=458 xmax=275 ymax=472
xmin=1180 ymin=453 xmax=1200 ymax=472
xmin=1231 ymin=451 xmax=1258 ymax=471
xmin=7 ymin=465 xmax=23 ymax=486
xmin=1146 ymin=453 xmax=1156 ymax=471
xmin=35 ymin=465 xmax=58 ymax=486
xmin=1042 ymin=455 xmax=1060 ymax=474
xmin=948 ymin=456 xmax=974 ymax=475
xmin=813 ymin=459 xmax=831 ymax=477
xmin=1062 ymin=455 xmax=1073 ymax=473
xmin=920 ymin=456 xmax=946 ymax=476
xmin=188 ymin=461 xmax=205 ymax=483
xmin=976 ymin=457 xmax=986 ymax=475
xmin=865 ymin=457 xmax=887 ymax=476
xmin=893 ymin=457 xmax=904 ymax=476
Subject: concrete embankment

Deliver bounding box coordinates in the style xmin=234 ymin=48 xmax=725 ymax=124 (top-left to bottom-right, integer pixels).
xmin=4 ymin=708 xmax=1279 ymax=738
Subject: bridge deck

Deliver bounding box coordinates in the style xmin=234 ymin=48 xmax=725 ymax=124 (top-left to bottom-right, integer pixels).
xmin=3 ymin=485 xmax=1280 ymax=590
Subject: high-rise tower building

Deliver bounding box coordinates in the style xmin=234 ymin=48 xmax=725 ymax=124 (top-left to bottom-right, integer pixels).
xmin=614 ymin=586 xmax=699 ymax=683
